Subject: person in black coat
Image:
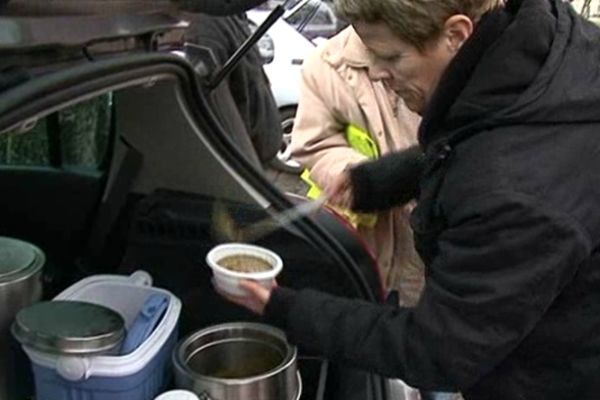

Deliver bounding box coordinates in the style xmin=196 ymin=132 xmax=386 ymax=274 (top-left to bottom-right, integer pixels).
xmin=220 ymin=0 xmax=600 ymax=398
xmin=183 ymin=12 xmax=282 ymax=165
xmin=177 ymin=0 xmax=282 ymax=167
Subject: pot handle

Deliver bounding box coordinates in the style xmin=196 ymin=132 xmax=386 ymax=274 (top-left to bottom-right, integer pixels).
xmin=56 ymin=356 xmax=91 ymax=381
xmin=129 ymin=270 xmax=153 ymax=287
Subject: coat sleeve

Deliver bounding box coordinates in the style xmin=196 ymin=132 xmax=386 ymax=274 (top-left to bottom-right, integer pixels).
xmin=349 ymin=145 xmax=425 ymax=211
xmin=289 ymin=51 xmax=370 ymax=188
xmin=265 ymin=191 xmax=591 ymax=391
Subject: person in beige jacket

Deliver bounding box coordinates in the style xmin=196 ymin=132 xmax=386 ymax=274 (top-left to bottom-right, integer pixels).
xmin=290 ymin=26 xmax=424 ymax=307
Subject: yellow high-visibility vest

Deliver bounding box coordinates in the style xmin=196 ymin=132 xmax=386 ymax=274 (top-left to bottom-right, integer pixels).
xmin=301 ymin=123 xmax=379 ymax=228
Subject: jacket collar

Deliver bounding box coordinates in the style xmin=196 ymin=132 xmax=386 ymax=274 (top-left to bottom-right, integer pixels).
xmin=418 ymin=2 xmax=516 ymax=148
xmin=321 ymin=26 xmax=372 ymax=69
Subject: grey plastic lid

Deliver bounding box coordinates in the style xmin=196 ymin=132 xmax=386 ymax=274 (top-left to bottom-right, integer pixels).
xmin=12 ymin=301 xmax=125 ymax=355
xmin=0 ymin=236 xmax=45 ymax=283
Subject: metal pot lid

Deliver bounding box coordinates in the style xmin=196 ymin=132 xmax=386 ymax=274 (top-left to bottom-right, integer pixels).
xmin=12 ymin=301 xmax=125 ymax=355
xmin=0 ymin=236 xmax=44 ymax=283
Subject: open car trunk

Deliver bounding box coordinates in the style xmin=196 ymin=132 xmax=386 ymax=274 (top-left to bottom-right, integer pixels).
xmin=0 ymin=11 xmax=390 ymax=400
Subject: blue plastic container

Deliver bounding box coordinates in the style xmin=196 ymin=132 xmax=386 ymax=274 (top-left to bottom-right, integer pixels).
xmin=21 ymin=272 xmax=181 ymax=400
xmin=30 ymin=329 xmax=177 ymax=400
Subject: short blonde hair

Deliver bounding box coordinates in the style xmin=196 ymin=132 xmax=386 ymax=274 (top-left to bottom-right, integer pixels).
xmin=334 ymin=0 xmax=503 ymax=49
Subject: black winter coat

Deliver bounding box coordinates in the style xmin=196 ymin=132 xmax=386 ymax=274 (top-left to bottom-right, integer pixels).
xmin=265 ymin=0 xmax=600 ymax=398
xmin=184 ymin=13 xmax=282 ymax=164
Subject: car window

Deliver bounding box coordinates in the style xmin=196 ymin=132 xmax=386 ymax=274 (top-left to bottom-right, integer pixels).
xmin=0 ymin=118 xmax=50 ymax=166
xmin=285 ymin=5 xmax=312 ymax=27
xmin=283 ymin=0 xmax=303 ymax=9
xmin=311 ymin=3 xmax=333 ymax=24
xmin=0 ymin=95 xmax=112 ymax=169
xmin=283 ymin=0 xmax=340 ymax=40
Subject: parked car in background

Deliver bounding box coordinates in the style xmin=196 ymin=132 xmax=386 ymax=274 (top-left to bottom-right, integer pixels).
xmin=247 ymin=0 xmax=347 ymax=174
xmin=247 ymin=5 xmax=318 ymax=173
xmin=285 ymin=0 xmax=340 ymax=40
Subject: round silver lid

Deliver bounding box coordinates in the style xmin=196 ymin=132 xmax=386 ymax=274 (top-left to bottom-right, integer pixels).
xmin=0 ymin=236 xmax=44 ymax=283
xmin=12 ymin=301 xmax=125 ymax=355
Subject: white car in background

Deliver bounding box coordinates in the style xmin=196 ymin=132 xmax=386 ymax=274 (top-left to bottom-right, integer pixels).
xmin=247 ymin=8 xmax=315 ymax=117
xmin=248 ymin=0 xmax=341 ymax=173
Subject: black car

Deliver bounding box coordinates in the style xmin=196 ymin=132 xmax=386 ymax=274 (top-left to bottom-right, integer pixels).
xmin=0 ymin=2 xmax=392 ymax=400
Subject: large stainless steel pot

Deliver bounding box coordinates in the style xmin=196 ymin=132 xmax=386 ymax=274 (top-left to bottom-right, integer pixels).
xmin=173 ymin=322 xmax=300 ymax=400
xmin=0 ymin=237 xmax=44 ymax=400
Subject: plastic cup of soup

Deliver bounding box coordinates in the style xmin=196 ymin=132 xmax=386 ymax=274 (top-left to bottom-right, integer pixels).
xmin=206 ymin=243 xmax=283 ymax=296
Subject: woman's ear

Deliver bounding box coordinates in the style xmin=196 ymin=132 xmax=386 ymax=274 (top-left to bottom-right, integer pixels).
xmin=443 ymin=15 xmax=473 ymax=53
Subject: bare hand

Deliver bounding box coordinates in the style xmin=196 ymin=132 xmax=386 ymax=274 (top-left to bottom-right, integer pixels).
xmin=325 ymin=170 xmax=354 ymax=209
xmin=217 ymin=279 xmax=275 ymax=315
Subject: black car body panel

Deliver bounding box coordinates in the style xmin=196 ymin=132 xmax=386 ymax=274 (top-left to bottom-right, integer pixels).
xmin=0 ymin=7 xmax=389 ymax=400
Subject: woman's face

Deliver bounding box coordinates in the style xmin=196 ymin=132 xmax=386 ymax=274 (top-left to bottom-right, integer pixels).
xmin=354 ymin=18 xmax=471 ymax=114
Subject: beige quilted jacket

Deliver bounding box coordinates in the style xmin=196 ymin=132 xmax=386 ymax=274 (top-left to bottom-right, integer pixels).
xmin=290 ymin=26 xmax=424 ymax=305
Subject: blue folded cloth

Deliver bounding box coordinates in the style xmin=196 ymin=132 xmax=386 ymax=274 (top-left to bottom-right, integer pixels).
xmin=120 ymin=294 xmax=169 ymax=355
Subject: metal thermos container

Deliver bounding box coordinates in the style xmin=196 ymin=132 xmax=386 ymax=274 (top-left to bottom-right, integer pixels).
xmin=0 ymin=237 xmax=44 ymax=400
xmin=11 ymin=301 xmax=125 ymax=356
xmin=173 ymin=322 xmax=300 ymax=400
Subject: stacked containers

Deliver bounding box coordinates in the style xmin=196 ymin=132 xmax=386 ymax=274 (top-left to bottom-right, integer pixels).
xmin=19 ymin=271 xmax=180 ymax=400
